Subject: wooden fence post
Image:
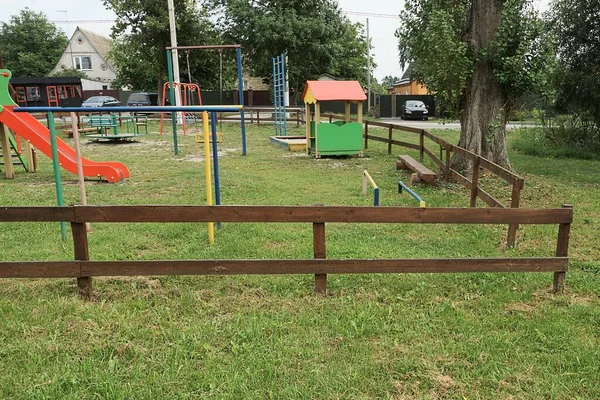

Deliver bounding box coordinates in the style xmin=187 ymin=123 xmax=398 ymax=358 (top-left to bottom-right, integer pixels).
xmin=0 ymin=124 xmax=15 ymax=179
xmin=388 ymin=126 xmax=393 ymax=154
xmin=470 ymin=156 xmax=481 ymax=207
xmin=445 ymin=147 xmax=451 ymax=186
xmin=419 ymin=130 xmax=424 ymax=162
xmin=506 ymin=177 xmax=524 ymax=247
xmin=257 ymin=110 xmax=260 ymax=127
xmin=364 ymin=121 xmax=369 ymax=149
xmin=313 ymin=221 xmax=327 ymax=295
xmin=71 ymin=221 xmax=92 ymax=299
xmin=553 ymin=204 xmax=572 ymax=294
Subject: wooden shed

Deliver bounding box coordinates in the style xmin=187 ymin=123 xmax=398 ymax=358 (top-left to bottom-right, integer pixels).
xmin=302 ymin=80 xmax=366 ymax=157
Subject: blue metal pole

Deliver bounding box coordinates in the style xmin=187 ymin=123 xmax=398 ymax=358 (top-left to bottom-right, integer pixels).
xmin=398 ymin=180 xmax=425 ymax=205
xmin=47 ymin=111 xmax=67 ymax=240
xmin=236 ymin=47 xmax=247 ymax=156
xmin=374 ymin=188 xmax=380 ymax=207
xmin=272 ymin=57 xmax=277 ymax=136
xmin=166 ymin=49 xmax=179 ymax=155
xmin=210 ymin=112 xmax=221 ymax=207
xmin=281 ymin=53 xmax=287 ymax=136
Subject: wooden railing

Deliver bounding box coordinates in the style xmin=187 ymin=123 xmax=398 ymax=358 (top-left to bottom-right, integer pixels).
xmin=220 ymin=106 xmax=305 ymax=128
xmin=322 ymin=114 xmax=525 ymax=246
xmin=0 ymin=205 xmax=572 ymax=299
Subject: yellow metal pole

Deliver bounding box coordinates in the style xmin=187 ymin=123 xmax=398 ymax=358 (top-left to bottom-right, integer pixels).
xmin=202 ymin=111 xmax=215 ymax=245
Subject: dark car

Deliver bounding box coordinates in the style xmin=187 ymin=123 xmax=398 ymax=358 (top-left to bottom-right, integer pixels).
xmin=82 ymin=96 xmax=121 ymax=108
xmin=126 ymin=92 xmax=160 ymax=107
xmin=126 ymin=92 xmax=168 ymax=114
xmin=400 ymin=100 xmax=429 ymax=120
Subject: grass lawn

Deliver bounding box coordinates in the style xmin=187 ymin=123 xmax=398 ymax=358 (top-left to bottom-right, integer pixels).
xmin=0 ymin=120 xmax=598 ymax=399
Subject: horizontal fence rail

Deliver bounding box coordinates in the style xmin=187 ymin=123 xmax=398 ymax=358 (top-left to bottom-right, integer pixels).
xmin=0 ymin=205 xmax=572 ymax=299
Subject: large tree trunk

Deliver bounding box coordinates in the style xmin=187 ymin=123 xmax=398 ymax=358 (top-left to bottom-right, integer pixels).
xmin=453 ymin=0 xmax=511 ymax=172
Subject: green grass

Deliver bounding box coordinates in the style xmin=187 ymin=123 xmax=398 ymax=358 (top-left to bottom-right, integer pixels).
xmin=0 ymin=121 xmax=598 ymax=399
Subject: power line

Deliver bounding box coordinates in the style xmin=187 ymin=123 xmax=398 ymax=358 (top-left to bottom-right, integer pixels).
xmin=342 ymin=11 xmax=400 ymax=19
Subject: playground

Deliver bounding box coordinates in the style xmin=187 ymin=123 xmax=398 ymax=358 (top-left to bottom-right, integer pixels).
xmin=1 ymin=104 xmax=600 ymax=396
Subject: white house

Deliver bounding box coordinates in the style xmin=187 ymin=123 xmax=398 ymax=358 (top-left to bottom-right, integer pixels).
xmin=51 ymin=27 xmax=117 ymax=91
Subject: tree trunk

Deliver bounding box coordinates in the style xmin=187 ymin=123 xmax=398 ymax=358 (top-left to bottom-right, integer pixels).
xmin=452 ymin=0 xmax=511 ymax=172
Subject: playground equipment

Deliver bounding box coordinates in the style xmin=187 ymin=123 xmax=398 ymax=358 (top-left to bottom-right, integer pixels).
xmin=159 ymin=82 xmax=202 ymax=136
xmin=362 ymin=170 xmax=380 ymax=206
xmin=272 ymin=53 xmax=287 ymax=136
xmin=398 ymin=180 xmax=426 ymax=207
xmin=396 ymin=154 xmax=437 ymax=184
xmin=82 ymin=114 xmax=148 ymax=140
xmin=302 ymin=80 xmax=366 ymax=158
xmin=165 ymin=44 xmax=247 ymax=156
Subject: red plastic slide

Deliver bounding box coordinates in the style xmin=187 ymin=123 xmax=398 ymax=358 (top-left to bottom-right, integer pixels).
xmin=0 ymin=106 xmax=129 ymax=182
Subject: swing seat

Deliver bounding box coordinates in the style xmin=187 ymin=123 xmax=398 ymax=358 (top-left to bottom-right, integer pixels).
xmin=195 ymin=132 xmax=223 ymax=143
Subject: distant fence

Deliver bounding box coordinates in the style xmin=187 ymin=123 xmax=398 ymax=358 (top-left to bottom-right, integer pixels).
xmin=0 ymin=205 xmax=571 ymax=299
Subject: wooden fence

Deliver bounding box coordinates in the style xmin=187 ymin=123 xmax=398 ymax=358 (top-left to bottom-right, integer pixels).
xmin=0 ymin=205 xmax=572 ymax=299
xmin=322 ymin=114 xmax=526 ymax=247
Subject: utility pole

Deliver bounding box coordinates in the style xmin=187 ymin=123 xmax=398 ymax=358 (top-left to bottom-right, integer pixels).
xmin=57 ymin=11 xmax=72 ymax=68
xmin=367 ymin=18 xmax=371 ymax=111
xmin=284 ymin=52 xmax=290 ymax=108
xmin=167 ymin=0 xmax=183 ymax=118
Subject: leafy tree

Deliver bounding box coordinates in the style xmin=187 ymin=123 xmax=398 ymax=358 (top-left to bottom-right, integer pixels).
xmin=217 ymin=0 xmax=372 ymax=101
xmin=0 ymin=8 xmax=67 ymax=77
xmin=551 ymin=0 xmax=600 ymax=124
xmin=51 ymin=68 xmax=89 ymax=79
xmin=381 ymin=75 xmax=400 ymax=89
xmin=104 ymin=0 xmax=226 ymax=94
xmin=397 ymin=0 xmax=553 ymax=169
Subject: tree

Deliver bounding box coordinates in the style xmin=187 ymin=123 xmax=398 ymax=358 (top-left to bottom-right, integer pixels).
xmin=104 ymin=0 xmax=226 ymax=93
xmin=381 ymin=75 xmax=400 ymax=89
xmin=397 ymin=0 xmax=553 ymax=170
xmin=552 ymin=0 xmax=600 ymax=124
xmin=51 ymin=68 xmax=90 ymax=79
xmin=0 ymin=8 xmax=67 ymax=77
xmin=217 ymin=0 xmax=372 ymax=101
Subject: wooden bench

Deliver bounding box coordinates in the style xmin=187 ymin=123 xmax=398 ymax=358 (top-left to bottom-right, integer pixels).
xmin=396 ymin=154 xmax=437 ymax=183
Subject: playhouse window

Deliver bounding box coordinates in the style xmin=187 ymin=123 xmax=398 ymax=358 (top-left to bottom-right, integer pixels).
xmin=58 ymin=86 xmax=69 ymax=99
xmin=73 ymin=86 xmax=82 ymax=98
xmin=15 ymin=87 xmax=26 ymax=102
xmin=26 ymin=87 xmax=41 ymax=101
xmin=73 ymin=56 xmax=92 ymax=70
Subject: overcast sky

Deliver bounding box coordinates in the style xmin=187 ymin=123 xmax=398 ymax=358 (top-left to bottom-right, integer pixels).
xmin=0 ymin=0 xmax=551 ymax=82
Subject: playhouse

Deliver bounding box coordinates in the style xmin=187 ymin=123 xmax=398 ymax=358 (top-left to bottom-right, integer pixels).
xmin=302 ymin=80 xmax=366 ymax=157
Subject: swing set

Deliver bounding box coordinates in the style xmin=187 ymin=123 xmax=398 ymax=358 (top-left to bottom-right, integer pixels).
xmin=164 ymin=44 xmax=247 ymax=155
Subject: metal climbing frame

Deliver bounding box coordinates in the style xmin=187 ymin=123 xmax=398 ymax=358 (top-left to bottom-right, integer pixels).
xmin=272 ymin=53 xmax=287 ymax=136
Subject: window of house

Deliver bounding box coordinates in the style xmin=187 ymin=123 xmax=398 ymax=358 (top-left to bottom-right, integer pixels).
xmin=72 ymin=86 xmax=82 ymax=98
xmin=26 ymin=87 xmax=41 ymax=101
xmin=15 ymin=87 xmax=26 ymax=102
xmin=73 ymin=56 xmax=92 ymax=70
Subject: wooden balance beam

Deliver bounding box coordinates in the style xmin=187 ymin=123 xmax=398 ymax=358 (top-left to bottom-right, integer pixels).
xmin=396 ymin=154 xmax=437 ymax=183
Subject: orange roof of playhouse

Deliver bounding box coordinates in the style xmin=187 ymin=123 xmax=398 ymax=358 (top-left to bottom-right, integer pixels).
xmin=302 ymin=80 xmax=367 ymax=104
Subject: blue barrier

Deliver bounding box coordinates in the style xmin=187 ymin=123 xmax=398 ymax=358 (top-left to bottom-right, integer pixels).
xmin=398 ymin=180 xmax=426 ymax=207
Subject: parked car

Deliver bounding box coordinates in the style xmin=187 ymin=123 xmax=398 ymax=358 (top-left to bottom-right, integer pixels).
xmin=82 ymin=96 xmax=121 ymax=108
xmin=400 ymin=100 xmax=429 ymax=120
xmin=126 ymin=92 xmax=160 ymax=107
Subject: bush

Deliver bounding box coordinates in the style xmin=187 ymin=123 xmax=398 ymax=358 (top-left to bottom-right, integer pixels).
xmin=512 ymin=113 xmax=600 ymax=160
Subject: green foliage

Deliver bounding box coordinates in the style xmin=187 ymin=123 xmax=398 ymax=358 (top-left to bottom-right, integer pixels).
xmin=217 ymin=0 xmax=372 ymax=100
xmin=397 ymin=0 xmax=553 ymax=118
xmin=104 ymin=0 xmax=227 ymax=92
xmin=381 ymin=75 xmax=400 ymax=89
xmin=0 ymin=8 xmax=67 ymax=77
xmin=551 ymin=0 xmax=600 ymax=124
xmin=50 ymin=68 xmax=89 ymax=79
xmin=512 ymin=113 xmax=600 ymax=160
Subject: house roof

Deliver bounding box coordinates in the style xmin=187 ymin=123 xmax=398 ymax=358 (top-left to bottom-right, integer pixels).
xmin=77 ymin=27 xmax=112 ymax=63
xmin=302 ymin=80 xmax=366 ymax=104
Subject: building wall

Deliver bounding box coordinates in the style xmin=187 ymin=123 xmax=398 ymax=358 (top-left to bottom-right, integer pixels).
xmin=50 ymin=28 xmax=117 ymax=87
xmin=388 ymin=81 xmax=428 ymax=95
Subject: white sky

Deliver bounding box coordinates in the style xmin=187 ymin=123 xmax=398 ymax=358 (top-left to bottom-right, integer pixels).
xmin=0 ymin=0 xmax=551 ymax=82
